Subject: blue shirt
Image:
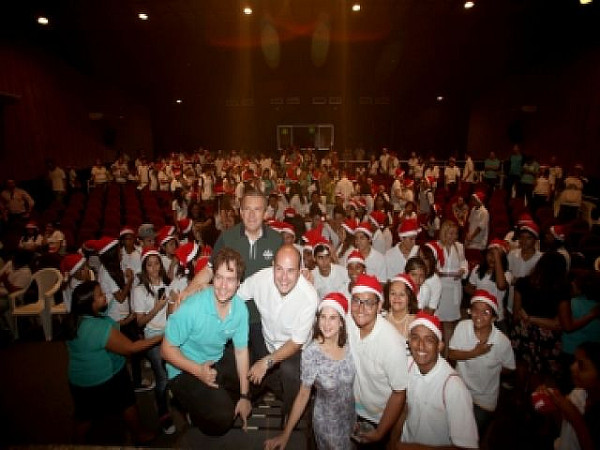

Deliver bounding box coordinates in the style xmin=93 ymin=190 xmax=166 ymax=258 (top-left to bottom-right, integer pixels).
xmin=165 ymin=286 xmax=249 ymax=379
xmin=67 ymin=315 xmax=125 ymax=387
xmin=562 ymin=295 xmax=600 ymax=354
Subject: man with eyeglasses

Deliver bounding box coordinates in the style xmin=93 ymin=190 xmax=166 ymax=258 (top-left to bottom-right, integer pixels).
xmin=347 ymin=273 xmax=408 ymax=447
xmin=448 ymin=289 xmax=515 ymax=436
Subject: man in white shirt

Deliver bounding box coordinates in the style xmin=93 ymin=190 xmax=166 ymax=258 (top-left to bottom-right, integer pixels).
xmin=335 ymin=170 xmax=355 ymax=202
xmin=462 ymin=152 xmax=476 ymax=184
xmin=237 ymin=245 xmax=319 ymax=419
xmin=444 ymin=157 xmax=461 ymax=193
xmin=311 ymin=238 xmax=350 ymax=300
xmin=399 ymin=312 xmax=479 ymax=449
xmin=348 ymin=274 xmax=408 ymax=446
xmin=466 ymin=191 xmax=489 ymax=252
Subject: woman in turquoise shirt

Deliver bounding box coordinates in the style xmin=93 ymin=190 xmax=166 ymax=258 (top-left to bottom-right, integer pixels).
xmin=66 ymin=280 xmax=162 ymax=444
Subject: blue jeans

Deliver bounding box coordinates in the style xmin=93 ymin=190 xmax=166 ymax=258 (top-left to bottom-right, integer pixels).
xmin=146 ymin=343 xmax=168 ymax=417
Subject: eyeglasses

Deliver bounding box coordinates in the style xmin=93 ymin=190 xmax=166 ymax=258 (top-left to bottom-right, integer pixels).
xmin=351 ymin=298 xmax=378 ymax=308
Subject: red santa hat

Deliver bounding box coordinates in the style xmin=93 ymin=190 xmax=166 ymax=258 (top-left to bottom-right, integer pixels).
xmin=280 ymin=222 xmax=296 ymax=238
xmin=178 ymin=218 xmax=193 ymax=235
xmin=141 ymin=246 xmax=160 ymax=264
xmin=156 ymin=225 xmax=177 ymax=247
xmin=302 ymin=225 xmax=324 ymax=244
xmin=355 ymin=222 xmax=374 ymax=239
xmin=488 ymin=238 xmax=510 ymax=253
xmin=351 ymin=273 xmax=383 ymax=301
xmin=394 ymin=168 xmax=405 ymax=179
xmin=174 ymin=241 xmax=199 ymax=266
xmin=119 ymin=226 xmax=136 ymax=237
xmin=425 ymin=241 xmax=446 ymax=268
xmin=346 ymin=249 xmax=366 ymax=266
xmin=319 ymin=292 xmax=349 ymax=317
xmin=472 ymin=191 xmax=486 ymax=204
xmin=550 ymin=224 xmax=567 ymax=242
xmin=470 ymin=289 xmax=498 ymax=315
xmin=408 ymin=311 xmax=442 ymax=341
xmin=61 ymin=253 xmax=86 ymax=277
xmin=519 ymin=220 xmax=540 ymax=239
xmin=369 ymin=211 xmax=387 ymax=228
xmin=517 ymin=212 xmax=534 ymax=226
xmin=194 ymin=256 xmax=211 ymax=275
xmin=391 ymin=273 xmax=417 ymax=295
xmin=25 ymin=221 xmax=39 ymax=230
xmin=426 ymin=176 xmax=437 ymax=186
xmin=312 ymin=237 xmax=332 ymax=256
xmin=403 ymin=178 xmax=415 ymax=188
xmin=284 ymin=207 xmax=296 ymax=218
xmin=87 ymin=237 xmax=119 ymax=255
xmin=397 ymin=218 xmax=421 ymax=238
xmin=341 ymin=219 xmax=357 ymax=235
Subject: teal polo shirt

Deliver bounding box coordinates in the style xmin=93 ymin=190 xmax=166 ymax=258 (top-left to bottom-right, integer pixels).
xmin=165 ymin=286 xmax=249 ymax=379
xmin=67 ymin=315 xmax=126 ymax=387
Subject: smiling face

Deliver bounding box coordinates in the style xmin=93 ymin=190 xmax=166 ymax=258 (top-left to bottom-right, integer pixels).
xmin=470 ymin=301 xmax=495 ymax=331
xmin=318 ymin=306 xmax=343 ymax=342
xmin=144 ymin=254 xmax=163 ymax=282
xmin=347 ymin=262 xmax=365 ymax=283
xmin=274 ymin=245 xmax=301 ymax=296
xmin=389 ymin=281 xmax=410 ymax=315
xmin=354 ymin=231 xmax=371 ymax=252
xmin=213 ymin=260 xmax=240 ymax=304
xmin=350 ymin=292 xmax=379 ymax=331
xmin=240 ymin=194 xmax=266 ymax=235
xmin=409 ymin=325 xmax=443 ymax=374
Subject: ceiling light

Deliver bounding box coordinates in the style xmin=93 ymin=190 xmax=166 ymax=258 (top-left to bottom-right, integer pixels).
xmin=243 ymin=7 xmax=253 ymax=15
xmin=464 ymin=1 xmax=475 ymax=8
xmin=176 ymin=99 xmax=183 ymax=104
xmin=437 ymin=96 xmax=444 ymax=102
xmin=37 ymin=16 xmax=49 ymax=25
xmin=580 ymin=0 xmax=592 ymax=4
xmin=138 ymin=13 xmax=148 ymax=20
xmin=352 ymin=3 xmax=361 ymax=12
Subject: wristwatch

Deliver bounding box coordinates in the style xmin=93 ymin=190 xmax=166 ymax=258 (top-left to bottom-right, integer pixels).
xmin=265 ymin=357 xmax=275 ymax=370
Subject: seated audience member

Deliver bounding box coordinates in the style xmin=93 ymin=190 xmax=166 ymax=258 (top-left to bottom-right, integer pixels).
xmin=43 ymin=221 xmax=66 ymax=255
xmin=311 ymin=238 xmax=349 ymax=300
xmin=66 ymin=281 xmax=161 ymax=444
xmin=237 ymin=245 xmax=319 ymax=420
xmin=119 ymin=227 xmax=142 ymax=278
xmin=161 ymin=248 xmax=252 ymax=435
xmin=18 ymin=221 xmax=43 ymax=253
xmin=348 ymin=274 xmax=408 ymax=445
xmin=449 ymin=290 xmax=516 ymax=436
xmin=400 ymin=312 xmax=479 ymax=449
xmin=156 ymin=226 xmax=179 ymax=280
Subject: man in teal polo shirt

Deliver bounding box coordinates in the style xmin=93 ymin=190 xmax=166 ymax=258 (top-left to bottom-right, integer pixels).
xmin=161 ymin=248 xmax=252 ymax=436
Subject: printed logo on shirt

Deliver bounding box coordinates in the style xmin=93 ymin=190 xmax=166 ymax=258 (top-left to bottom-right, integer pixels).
xmin=263 ymin=249 xmax=274 ymax=261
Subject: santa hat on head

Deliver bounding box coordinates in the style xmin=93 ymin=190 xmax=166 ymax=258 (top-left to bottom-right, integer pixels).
xmin=397 ymin=218 xmax=421 ymax=238
xmin=312 ymin=237 xmax=332 ymax=256
xmin=395 ymin=168 xmax=405 ymax=179
xmin=157 ymin=225 xmax=177 ymax=247
xmin=319 ymin=292 xmax=349 ymax=317
xmin=141 ymin=246 xmax=160 ymax=264
xmin=25 ymin=221 xmax=39 ymax=230
xmin=369 ymin=211 xmax=386 ymax=228
xmin=302 ymin=225 xmax=324 ymax=244
xmin=403 ymin=178 xmax=415 ymax=188
xmin=243 ymin=171 xmax=254 ymax=182
xmin=355 ymin=222 xmax=374 ymax=239
xmin=341 ymin=219 xmax=357 ymax=235
xmin=119 ymin=226 xmax=135 ymax=237
xmin=408 ymin=311 xmax=442 ymax=341
xmin=174 ymin=241 xmax=199 ymax=267
xmin=425 ymin=241 xmax=446 ymax=268
xmin=472 ymin=191 xmax=486 ymax=204
xmin=351 ymin=273 xmax=383 ymax=301
xmin=61 ymin=253 xmax=86 ymax=277
xmin=279 ymin=222 xmax=296 ymax=238
xmin=550 ymin=225 xmax=567 ymax=242
xmin=519 ymin=220 xmax=540 ymax=239
xmin=471 ymin=289 xmax=498 ymax=315
xmin=517 ymin=212 xmax=534 ymax=226
xmin=346 ymin=249 xmax=365 ymax=266
xmin=426 ymin=176 xmax=437 ymax=186
xmin=88 ymin=237 xmax=119 ymax=255
xmin=265 ymin=218 xmax=278 ymax=229
xmin=488 ymin=238 xmax=510 ymax=253
xmin=194 ymin=256 xmax=210 ymax=275
xmin=391 ymin=273 xmax=417 ymax=295
xmin=178 ymin=218 xmax=193 ymax=235
xmin=284 ymin=207 xmax=296 ymax=218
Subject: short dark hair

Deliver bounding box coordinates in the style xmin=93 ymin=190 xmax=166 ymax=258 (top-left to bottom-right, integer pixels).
xmin=313 ymin=310 xmax=347 ymax=348
xmin=241 ymin=188 xmax=267 ymax=208
xmin=213 ymin=247 xmax=245 ymax=282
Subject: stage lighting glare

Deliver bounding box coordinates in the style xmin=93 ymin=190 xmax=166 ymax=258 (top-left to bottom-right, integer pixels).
xmin=243 ymin=7 xmax=253 ymax=15
xmin=138 ymin=13 xmax=148 ymax=20
xmin=464 ymin=1 xmax=475 ymax=9
xmin=580 ymin=0 xmax=592 ymax=4
xmin=437 ymin=96 xmax=444 ymax=102
xmin=37 ymin=16 xmax=49 ymax=25
xmin=176 ymin=99 xmax=182 ymax=104
xmin=352 ymin=3 xmax=361 ymax=12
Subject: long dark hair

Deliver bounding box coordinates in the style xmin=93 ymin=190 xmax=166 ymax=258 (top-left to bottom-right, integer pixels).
xmin=98 ymin=245 xmax=125 ymax=288
xmin=137 ymin=254 xmax=170 ymax=295
xmin=529 ymin=251 xmax=567 ymax=290
xmin=476 ymin=248 xmax=508 ymax=282
xmin=64 ymin=280 xmax=100 ymax=340
xmin=313 ymin=309 xmax=347 ymax=348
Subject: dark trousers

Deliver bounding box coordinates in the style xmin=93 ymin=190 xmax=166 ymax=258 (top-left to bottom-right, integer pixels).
xmin=168 ymin=346 xmax=240 ymax=436
xmin=251 ymin=326 xmax=301 ymax=419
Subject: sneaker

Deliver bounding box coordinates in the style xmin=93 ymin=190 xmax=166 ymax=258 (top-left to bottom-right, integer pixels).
xmin=134 ymin=378 xmax=156 ymax=393
xmin=160 ymin=414 xmax=176 ymax=435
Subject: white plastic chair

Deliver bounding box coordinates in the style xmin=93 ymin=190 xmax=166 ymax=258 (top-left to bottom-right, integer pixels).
xmin=9 ymin=268 xmax=63 ymax=341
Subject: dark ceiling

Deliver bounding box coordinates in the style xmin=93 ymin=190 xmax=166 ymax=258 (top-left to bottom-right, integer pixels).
xmin=2 ymin=0 xmax=600 ymax=152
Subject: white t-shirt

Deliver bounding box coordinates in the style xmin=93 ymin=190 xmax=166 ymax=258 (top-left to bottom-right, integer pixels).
xmin=347 ymin=315 xmax=408 ymax=423
xmin=449 ymin=320 xmax=515 ymax=411
xmin=311 ymin=263 xmax=350 ymax=300
xmin=554 ymin=388 xmax=587 ymax=450
xmin=364 ymin=248 xmax=387 ymax=283
xmin=121 ymin=248 xmax=142 ymax=277
xmin=98 ymin=265 xmax=129 ymax=321
xmin=384 ymin=244 xmax=420 ymax=281
xmin=467 ymin=206 xmax=489 ymax=250
xmin=237 ymin=267 xmax=319 ymax=353
xmin=132 ymin=282 xmax=168 ymax=337
xmin=418 ymin=274 xmax=442 ymax=310
xmin=402 ymin=357 xmax=479 ymax=448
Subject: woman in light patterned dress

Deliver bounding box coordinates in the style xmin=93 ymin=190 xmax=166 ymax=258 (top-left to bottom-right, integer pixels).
xmin=264 ymin=292 xmax=355 ymax=450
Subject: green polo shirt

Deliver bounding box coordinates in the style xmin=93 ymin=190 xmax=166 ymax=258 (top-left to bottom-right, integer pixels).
xmin=165 ymin=286 xmax=249 ymax=379
xmin=211 ymin=223 xmax=282 ymax=279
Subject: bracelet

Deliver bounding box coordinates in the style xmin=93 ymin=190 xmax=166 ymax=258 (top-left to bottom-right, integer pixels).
xmin=167 ymin=299 xmax=176 ymax=305
xmin=239 ymin=392 xmax=251 ymax=400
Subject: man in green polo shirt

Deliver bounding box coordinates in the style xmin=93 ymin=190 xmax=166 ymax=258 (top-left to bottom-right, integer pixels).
xmin=162 ymin=248 xmax=252 ymax=436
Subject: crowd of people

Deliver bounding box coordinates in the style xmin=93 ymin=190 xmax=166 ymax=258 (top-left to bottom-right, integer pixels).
xmin=1 ymin=145 xmax=600 ymax=449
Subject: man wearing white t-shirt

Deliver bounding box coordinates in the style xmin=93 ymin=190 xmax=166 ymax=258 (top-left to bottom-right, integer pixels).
xmin=466 ymin=191 xmax=489 ymax=251
xmin=311 ymin=239 xmax=350 ymax=300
